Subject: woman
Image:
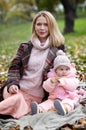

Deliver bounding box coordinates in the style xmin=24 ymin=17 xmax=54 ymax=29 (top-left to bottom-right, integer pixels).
xmin=0 ymin=10 xmax=65 ymax=119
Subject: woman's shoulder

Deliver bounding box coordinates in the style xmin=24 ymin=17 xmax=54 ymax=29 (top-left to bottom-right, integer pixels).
xmin=19 ymin=41 xmax=33 ymax=51
xmin=50 ymin=44 xmax=66 ymax=53
xmin=57 ymin=44 xmax=66 ymax=52
xmin=20 ymin=41 xmax=33 ymax=47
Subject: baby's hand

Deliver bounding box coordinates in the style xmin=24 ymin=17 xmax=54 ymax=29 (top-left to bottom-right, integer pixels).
xmin=9 ymin=85 xmax=19 ymax=94
xmin=50 ymin=76 xmax=59 ymax=83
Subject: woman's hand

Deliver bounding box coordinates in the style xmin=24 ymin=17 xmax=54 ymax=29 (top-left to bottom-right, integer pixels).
xmin=9 ymin=85 xmax=19 ymax=94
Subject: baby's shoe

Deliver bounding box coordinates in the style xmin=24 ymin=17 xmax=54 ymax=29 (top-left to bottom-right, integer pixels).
xmin=31 ymin=102 xmax=38 ymax=115
xmin=54 ymin=101 xmax=66 ymax=116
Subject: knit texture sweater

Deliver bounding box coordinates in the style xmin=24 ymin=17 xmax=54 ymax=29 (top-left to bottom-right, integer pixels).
xmin=19 ymin=38 xmax=49 ymax=97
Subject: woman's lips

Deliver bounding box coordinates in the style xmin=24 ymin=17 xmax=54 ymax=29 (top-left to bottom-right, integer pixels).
xmin=40 ymin=32 xmax=45 ymax=34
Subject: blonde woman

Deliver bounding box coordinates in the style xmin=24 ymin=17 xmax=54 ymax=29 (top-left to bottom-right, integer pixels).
xmin=1 ymin=11 xmax=65 ymax=119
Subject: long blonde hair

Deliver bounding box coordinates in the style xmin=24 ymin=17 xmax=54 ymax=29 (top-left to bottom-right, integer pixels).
xmin=31 ymin=11 xmax=65 ymax=47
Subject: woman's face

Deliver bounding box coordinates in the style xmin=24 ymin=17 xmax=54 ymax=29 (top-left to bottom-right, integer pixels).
xmin=35 ymin=16 xmax=49 ymax=43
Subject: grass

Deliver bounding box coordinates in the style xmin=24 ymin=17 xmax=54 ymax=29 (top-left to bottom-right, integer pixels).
xmin=0 ymin=22 xmax=32 ymax=56
xmin=0 ymin=17 xmax=86 ymax=82
xmin=0 ymin=18 xmax=86 ymax=56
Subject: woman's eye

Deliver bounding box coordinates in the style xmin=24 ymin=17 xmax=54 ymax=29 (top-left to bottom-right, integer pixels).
xmin=44 ymin=23 xmax=48 ymax=26
xmin=36 ymin=23 xmax=41 ymax=26
xmin=36 ymin=23 xmax=48 ymax=26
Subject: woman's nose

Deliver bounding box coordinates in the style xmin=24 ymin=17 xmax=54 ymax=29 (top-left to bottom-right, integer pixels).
xmin=40 ymin=24 xmax=45 ymax=29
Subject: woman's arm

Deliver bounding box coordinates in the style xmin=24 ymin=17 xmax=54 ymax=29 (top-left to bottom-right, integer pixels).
xmin=3 ymin=43 xmax=25 ymax=91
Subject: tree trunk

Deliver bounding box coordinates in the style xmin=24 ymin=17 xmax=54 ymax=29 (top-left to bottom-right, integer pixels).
xmin=60 ymin=0 xmax=76 ymax=33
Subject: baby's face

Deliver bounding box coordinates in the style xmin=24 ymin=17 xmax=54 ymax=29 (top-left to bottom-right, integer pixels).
xmin=55 ymin=65 xmax=70 ymax=77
